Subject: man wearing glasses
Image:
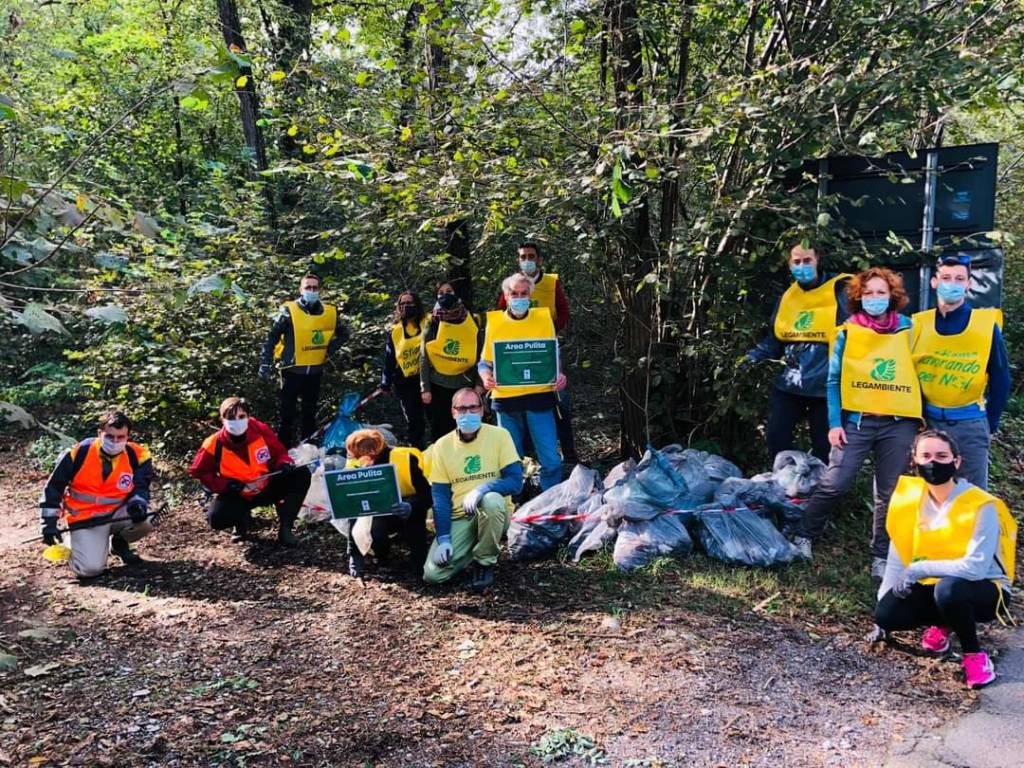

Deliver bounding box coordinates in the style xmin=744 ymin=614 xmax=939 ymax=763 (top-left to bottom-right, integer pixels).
xmin=911 ymin=253 xmax=1010 ymax=488
xmin=423 ymin=388 xmax=523 ymax=593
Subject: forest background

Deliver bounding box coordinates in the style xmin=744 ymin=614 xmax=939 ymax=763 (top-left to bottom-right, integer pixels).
xmin=2 ymin=0 xmax=1022 ymax=467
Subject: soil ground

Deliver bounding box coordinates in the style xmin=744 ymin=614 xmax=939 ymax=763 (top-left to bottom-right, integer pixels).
xmin=0 ymin=437 xmax=1018 ymax=768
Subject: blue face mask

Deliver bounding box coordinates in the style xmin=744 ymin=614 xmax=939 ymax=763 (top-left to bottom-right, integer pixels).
xmin=519 ymin=260 xmax=538 ymax=276
xmin=862 ymin=297 xmax=890 ymax=317
xmin=301 ymin=290 xmax=320 ymax=304
xmin=509 ymin=297 xmax=531 ymax=316
xmin=790 ymin=264 xmax=816 ymax=284
xmin=936 ymin=282 xmax=966 ymax=304
xmin=456 ymin=413 xmax=482 ymax=433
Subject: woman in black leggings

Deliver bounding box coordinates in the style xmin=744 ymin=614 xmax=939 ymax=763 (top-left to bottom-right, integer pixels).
xmin=874 ymin=429 xmax=1015 ymax=689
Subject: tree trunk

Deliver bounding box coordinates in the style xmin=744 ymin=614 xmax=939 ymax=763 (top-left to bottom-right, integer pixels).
xmin=217 ymin=0 xmax=269 ymax=174
xmin=274 ymin=0 xmax=313 ymax=159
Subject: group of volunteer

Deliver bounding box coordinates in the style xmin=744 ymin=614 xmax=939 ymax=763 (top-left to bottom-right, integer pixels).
xmin=35 ymin=239 xmax=1014 ymax=688
xmin=744 ymin=243 xmax=1012 ymax=688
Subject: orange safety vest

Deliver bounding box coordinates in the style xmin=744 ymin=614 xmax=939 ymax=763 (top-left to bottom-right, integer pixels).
xmin=63 ymin=439 xmax=148 ymax=525
xmin=201 ymin=432 xmax=272 ymax=498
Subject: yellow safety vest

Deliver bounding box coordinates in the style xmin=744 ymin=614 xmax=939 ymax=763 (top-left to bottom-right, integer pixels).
xmin=531 ymin=273 xmax=560 ymax=322
xmin=484 ymin=308 xmax=557 ymax=399
xmin=912 ymin=307 xmax=1001 ymax=409
xmin=774 ymin=274 xmax=850 ymax=344
xmin=425 ymin=314 xmax=480 ymax=376
xmin=345 ymin=447 xmax=422 ymax=497
xmin=273 ymin=301 xmax=337 ymax=367
xmin=391 ymin=316 xmax=428 ymax=378
xmin=840 ymin=323 xmax=921 ymax=419
xmin=887 ymin=475 xmax=1016 ymax=585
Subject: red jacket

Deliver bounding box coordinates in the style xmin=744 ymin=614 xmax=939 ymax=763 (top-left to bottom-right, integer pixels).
xmin=188 ymin=418 xmax=292 ymax=494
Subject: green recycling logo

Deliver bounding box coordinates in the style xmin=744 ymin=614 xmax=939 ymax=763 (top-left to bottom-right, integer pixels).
xmin=443 ymin=338 xmax=461 ymax=355
xmin=794 ymin=310 xmax=814 ymax=331
xmin=463 ymin=455 xmax=482 ymax=474
xmin=870 ymin=357 xmax=897 ymax=382
xmin=311 ymin=329 xmax=325 ymax=345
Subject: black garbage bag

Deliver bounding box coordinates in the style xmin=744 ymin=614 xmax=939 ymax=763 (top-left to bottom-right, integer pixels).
xmin=612 ymin=512 xmax=693 ymax=571
xmin=713 ymin=477 xmax=803 ymax=524
xmin=508 ymin=465 xmax=603 ymax=561
xmin=772 ymin=450 xmax=826 ymax=498
xmin=695 ymin=507 xmax=800 ymax=567
xmin=660 ymin=445 xmax=717 ymax=505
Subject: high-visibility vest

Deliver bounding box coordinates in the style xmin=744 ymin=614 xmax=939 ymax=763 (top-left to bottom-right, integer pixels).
xmin=912 ymin=307 xmax=1002 ymax=409
xmin=273 ymin=301 xmax=337 ymax=367
xmin=425 ymin=314 xmax=480 ymax=376
xmin=62 ymin=439 xmax=148 ymax=525
xmin=391 ymin=316 xmax=429 ymax=378
xmin=531 ymin=273 xmax=560 ymax=322
xmin=483 ymin=308 xmax=557 ymax=399
xmin=201 ymin=432 xmax=272 ymax=498
xmin=774 ymin=274 xmax=849 ymax=344
xmin=389 ymin=446 xmax=422 ymax=497
xmin=887 ymin=475 xmax=1016 ymax=585
xmin=839 ymin=323 xmax=922 ymax=419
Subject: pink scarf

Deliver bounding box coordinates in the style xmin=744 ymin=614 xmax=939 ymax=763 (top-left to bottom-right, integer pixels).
xmin=848 ymin=310 xmax=900 ymax=333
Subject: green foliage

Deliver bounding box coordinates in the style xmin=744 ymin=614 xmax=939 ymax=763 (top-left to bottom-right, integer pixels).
xmin=530 ymin=728 xmax=606 ymax=765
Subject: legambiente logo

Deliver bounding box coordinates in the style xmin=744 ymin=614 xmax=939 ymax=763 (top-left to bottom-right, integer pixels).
xmin=464 ymin=455 xmax=482 ymax=474
xmin=853 ymin=357 xmax=913 ymax=394
xmin=793 ymin=310 xmax=814 ymax=331
xmin=870 ymin=357 xmax=896 ymax=382
xmin=444 ymin=338 xmax=461 ymax=355
xmin=311 ymin=329 xmax=325 ymax=345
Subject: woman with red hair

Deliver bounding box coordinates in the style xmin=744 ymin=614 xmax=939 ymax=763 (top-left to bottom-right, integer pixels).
xmin=791 ymin=267 xmax=922 ymax=580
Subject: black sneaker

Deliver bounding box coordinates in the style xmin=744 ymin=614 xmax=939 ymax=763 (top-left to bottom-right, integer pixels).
xmin=348 ymin=549 xmax=366 ymax=578
xmin=110 ymin=534 xmax=142 ymax=564
xmin=471 ymin=562 xmax=495 ymax=595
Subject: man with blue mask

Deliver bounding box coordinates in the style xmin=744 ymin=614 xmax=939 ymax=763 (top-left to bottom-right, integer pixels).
xmin=480 ymin=274 xmax=566 ymax=492
xmin=423 ymin=388 xmax=523 ymax=593
xmin=258 ymin=273 xmax=349 ymax=446
xmin=743 ymin=241 xmax=850 ymax=463
xmin=911 ymin=254 xmax=1010 ymax=488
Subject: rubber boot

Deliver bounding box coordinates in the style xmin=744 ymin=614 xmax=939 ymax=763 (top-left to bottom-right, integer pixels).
xmin=278 ymin=515 xmax=298 ymax=548
xmin=110 ymin=533 xmax=142 ymax=564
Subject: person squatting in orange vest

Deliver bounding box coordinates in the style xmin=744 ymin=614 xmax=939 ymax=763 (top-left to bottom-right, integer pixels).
xmin=189 ymin=396 xmax=311 ymax=547
xmin=39 ymin=410 xmax=155 ymax=580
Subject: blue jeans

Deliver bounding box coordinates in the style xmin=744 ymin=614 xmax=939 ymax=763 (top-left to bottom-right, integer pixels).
xmin=496 ymin=409 xmax=562 ymax=490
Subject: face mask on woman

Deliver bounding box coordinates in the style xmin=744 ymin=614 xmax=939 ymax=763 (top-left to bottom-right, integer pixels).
xmin=436 ymin=293 xmax=458 ymax=310
xmin=225 ymin=417 xmax=249 ymax=436
xmin=861 ymin=297 xmax=890 ymax=317
xmin=400 ymin=304 xmax=418 ymax=321
xmin=917 ymin=460 xmax=957 ymax=485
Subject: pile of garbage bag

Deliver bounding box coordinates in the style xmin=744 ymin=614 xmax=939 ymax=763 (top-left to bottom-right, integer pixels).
xmin=507 ymin=465 xmax=603 ymax=561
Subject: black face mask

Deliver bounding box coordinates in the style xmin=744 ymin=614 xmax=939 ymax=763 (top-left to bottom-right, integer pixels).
xmin=399 ymin=305 xmax=418 ymax=321
xmin=437 ymin=293 xmax=458 ymax=310
xmin=916 ymin=460 xmax=957 ymax=485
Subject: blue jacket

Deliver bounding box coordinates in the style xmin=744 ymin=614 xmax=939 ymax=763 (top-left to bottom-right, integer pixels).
xmin=921 ymin=303 xmax=1010 ymax=433
xmin=747 ymin=273 xmax=850 ymax=398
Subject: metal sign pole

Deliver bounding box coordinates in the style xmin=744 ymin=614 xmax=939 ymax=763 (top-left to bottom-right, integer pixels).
xmin=919 ymin=149 xmax=939 ymax=310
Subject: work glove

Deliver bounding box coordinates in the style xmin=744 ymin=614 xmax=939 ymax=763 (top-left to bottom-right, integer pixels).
xmin=431 ymin=535 xmax=453 ymax=567
xmin=41 ymin=511 xmax=62 ymax=546
xmin=891 ymin=570 xmax=915 ymax=600
xmin=390 ymin=501 xmax=412 ymax=520
xmin=462 ymin=487 xmax=483 ymax=518
xmin=127 ymin=500 xmax=149 ymax=524
xmin=226 ymin=479 xmax=245 ymax=494
xmin=258 ymin=363 xmax=271 ymax=381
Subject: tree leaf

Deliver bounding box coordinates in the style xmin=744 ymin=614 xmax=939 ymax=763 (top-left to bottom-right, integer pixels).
xmin=85 ymin=305 xmax=129 ymax=324
xmin=12 ymin=304 xmax=69 ymax=336
xmin=269 ymin=70 xmax=286 ymax=82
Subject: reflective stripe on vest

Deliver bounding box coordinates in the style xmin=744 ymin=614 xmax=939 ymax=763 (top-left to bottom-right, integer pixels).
xmin=773 ymin=274 xmax=849 ymax=344
xmin=425 ymin=314 xmax=479 ymax=376
xmin=62 ymin=440 xmax=138 ymax=524
xmin=886 ymin=475 xmax=1017 ymax=585
xmin=912 ymin=307 xmax=1000 ymax=409
xmin=202 ymin=433 xmax=272 ymax=498
xmin=839 ymin=323 xmax=921 ymax=418
xmin=273 ymin=301 xmax=337 ymax=367
xmin=391 ymin=316 xmax=428 ymax=378
xmin=483 ymin=308 xmax=557 ymax=399
xmin=530 ymin=273 xmax=560 ymax=322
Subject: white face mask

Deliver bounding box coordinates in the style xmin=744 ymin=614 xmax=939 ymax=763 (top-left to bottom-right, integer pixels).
xmin=225 ymin=417 xmax=249 ymax=436
xmin=101 ymin=435 xmax=127 ymax=455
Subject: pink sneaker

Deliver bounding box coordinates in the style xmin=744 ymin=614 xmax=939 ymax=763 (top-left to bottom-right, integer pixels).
xmin=921 ymin=625 xmax=952 ymax=653
xmin=962 ymin=652 xmax=996 ymax=689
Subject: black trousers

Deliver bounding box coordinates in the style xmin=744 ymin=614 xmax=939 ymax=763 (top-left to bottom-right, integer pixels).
xmin=429 ymin=385 xmax=458 ymax=440
xmin=279 ymin=370 xmax=323 ymax=447
xmin=339 ymin=494 xmax=430 ymax=567
xmin=555 ymin=387 xmax=578 ymax=463
xmin=874 ymin=577 xmax=1002 ymax=653
xmin=766 ymin=387 xmax=830 ymax=464
xmin=207 ymin=471 xmax=311 ymax=531
xmin=395 ymin=377 xmax=426 ymax=449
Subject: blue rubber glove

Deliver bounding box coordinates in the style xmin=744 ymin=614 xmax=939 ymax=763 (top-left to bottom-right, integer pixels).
xmin=431 ymin=535 xmax=453 ymax=566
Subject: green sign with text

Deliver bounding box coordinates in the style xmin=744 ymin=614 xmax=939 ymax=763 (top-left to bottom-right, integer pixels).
xmin=324 ymin=464 xmax=401 ymax=519
xmin=493 ymin=338 xmax=559 ymax=387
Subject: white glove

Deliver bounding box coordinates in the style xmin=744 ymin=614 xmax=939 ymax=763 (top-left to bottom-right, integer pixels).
xmin=431 ymin=536 xmax=453 ymax=566
xmin=892 ymin=569 xmax=916 ymax=599
xmin=462 ymin=488 xmax=484 ymax=517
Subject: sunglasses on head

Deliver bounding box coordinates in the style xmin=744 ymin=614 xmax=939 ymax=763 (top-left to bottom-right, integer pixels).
xmin=937 ymin=254 xmax=971 ymax=268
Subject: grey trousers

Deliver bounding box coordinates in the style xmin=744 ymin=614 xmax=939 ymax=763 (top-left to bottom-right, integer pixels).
xmin=69 ymin=507 xmax=153 ymax=578
xmin=796 ymin=415 xmax=919 ymax=558
xmin=926 ymin=416 xmax=990 ymax=490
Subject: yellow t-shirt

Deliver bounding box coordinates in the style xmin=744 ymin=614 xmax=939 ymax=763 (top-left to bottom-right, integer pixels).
xmin=428 ymin=424 xmax=520 ymax=517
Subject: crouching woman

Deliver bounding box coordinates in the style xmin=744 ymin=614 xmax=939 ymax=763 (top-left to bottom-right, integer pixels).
xmin=874 ymin=430 xmax=1016 ymax=689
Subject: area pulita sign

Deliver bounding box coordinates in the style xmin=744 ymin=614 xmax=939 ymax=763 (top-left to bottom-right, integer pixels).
xmin=493 ymin=338 xmax=559 ymax=387
xmin=323 ymin=465 xmax=401 ymax=519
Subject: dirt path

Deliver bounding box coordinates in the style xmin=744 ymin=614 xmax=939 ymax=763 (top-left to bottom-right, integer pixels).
xmin=0 ymin=442 xmax=1005 ymax=767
